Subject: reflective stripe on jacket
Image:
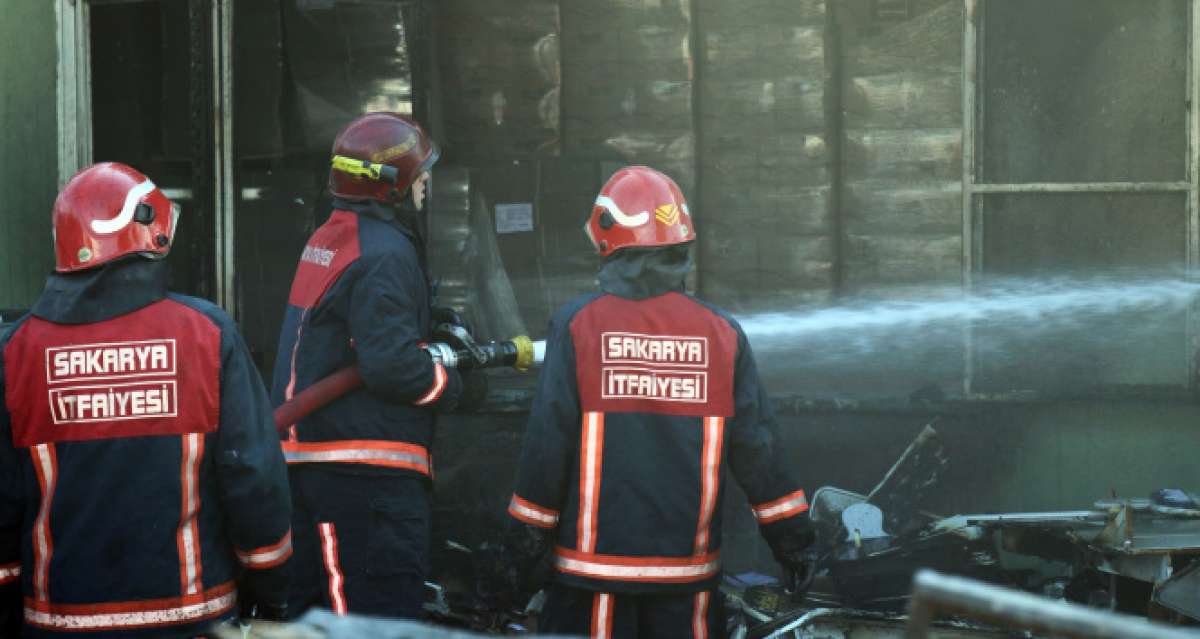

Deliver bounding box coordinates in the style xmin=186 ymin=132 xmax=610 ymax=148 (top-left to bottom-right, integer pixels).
xmin=509 ymin=291 xmax=808 ymax=594
xmin=271 ymin=202 xmax=459 ymax=478
xmin=0 ymin=260 xmax=292 ymax=638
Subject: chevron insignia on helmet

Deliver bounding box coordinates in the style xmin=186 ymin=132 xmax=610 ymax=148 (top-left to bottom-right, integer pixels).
xmin=655 ymin=204 xmax=680 ymax=226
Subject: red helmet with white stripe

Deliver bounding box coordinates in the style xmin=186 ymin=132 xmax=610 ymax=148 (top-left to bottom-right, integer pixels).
xmin=52 ymin=163 xmax=178 ymax=273
xmin=584 ymin=166 xmax=695 ymax=257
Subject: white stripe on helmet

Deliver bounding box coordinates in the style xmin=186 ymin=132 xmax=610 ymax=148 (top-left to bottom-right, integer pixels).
xmin=594 ymin=195 xmax=649 ymax=227
xmin=90 ymin=179 xmax=157 ymax=234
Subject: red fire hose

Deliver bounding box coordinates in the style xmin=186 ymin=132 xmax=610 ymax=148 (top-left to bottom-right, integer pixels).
xmin=272 ymin=335 xmax=540 ymax=431
xmin=273 ymin=365 xmax=363 ymax=431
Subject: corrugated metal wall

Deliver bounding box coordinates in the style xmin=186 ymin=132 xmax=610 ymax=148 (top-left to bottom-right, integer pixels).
xmin=0 ymin=0 xmax=58 ymax=310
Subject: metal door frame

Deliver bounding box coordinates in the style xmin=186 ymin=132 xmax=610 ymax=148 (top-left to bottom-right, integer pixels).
xmin=55 ymin=0 xmax=237 ymax=316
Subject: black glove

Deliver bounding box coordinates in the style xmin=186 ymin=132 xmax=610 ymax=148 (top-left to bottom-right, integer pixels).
xmin=473 ymin=540 xmax=521 ymax=615
xmin=474 ymin=523 xmax=552 ymax=614
xmin=239 ymin=599 xmax=289 ymax=623
xmin=237 ymin=572 xmax=290 ymax=622
xmin=766 ymin=518 xmax=818 ymax=598
xmin=431 ymin=306 xmax=473 ymax=336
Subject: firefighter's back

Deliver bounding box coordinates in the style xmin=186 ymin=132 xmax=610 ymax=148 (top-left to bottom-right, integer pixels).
xmin=550 ymin=290 xmax=739 ymax=594
xmin=2 ymin=296 xmax=239 ymax=636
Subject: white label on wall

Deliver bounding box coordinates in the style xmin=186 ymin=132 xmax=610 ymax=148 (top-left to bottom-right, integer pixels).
xmin=495 ymin=203 xmax=534 ymax=234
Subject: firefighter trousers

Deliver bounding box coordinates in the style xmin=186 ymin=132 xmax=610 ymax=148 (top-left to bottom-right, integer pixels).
xmin=286 ymin=466 xmax=430 ymax=620
xmin=539 ymin=583 xmax=726 ymax=639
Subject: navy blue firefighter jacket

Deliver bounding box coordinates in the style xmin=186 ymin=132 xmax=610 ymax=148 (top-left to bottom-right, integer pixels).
xmin=506 ymin=251 xmax=812 ymax=595
xmin=272 ymin=198 xmax=461 ymax=479
xmin=0 ymin=258 xmax=293 ymax=638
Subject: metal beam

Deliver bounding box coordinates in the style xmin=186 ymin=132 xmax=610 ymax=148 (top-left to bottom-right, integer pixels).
xmin=972 ymin=182 xmax=1192 ymax=194
xmin=1188 ymin=0 xmax=1200 ymax=387
xmin=905 ymin=570 xmax=1200 ymax=639
xmin=55 ymin=0 xmax=91 ymax=186
xmin=212 ymin=0 xmax=236 ymax=316
xmin=960 ymin=0 xmax=978 ymax=396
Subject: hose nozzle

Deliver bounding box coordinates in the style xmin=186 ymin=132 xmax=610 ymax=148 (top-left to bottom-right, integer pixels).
xmin=509 ymin=335 xmax=536 ymax=372
xmin=422 ymin=333 xmax=546 ymax=372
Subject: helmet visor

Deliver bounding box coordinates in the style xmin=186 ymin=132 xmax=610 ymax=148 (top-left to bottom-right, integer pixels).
xmin=168 ymin=202 xmax=181 ymax=245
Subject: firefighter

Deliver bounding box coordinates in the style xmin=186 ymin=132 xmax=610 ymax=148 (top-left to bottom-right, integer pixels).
xmin=272 ymin=113 xmax=461 ymax=619
xmin=0 ymin=163 xmax=293 ymax=637
xmin=493 ymin=167 xmax=815 ymax=638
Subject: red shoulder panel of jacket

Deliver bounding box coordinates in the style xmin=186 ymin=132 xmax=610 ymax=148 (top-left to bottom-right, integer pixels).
xmin=570 ymin=292 xmax=737 ymax=417
xmin=287 ymin=211 xmax=362 ymax=309
xmin=3 ymin=299 xmax=221 ymax=447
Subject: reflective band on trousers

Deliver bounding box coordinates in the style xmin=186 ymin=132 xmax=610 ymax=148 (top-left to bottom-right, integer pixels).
xmin=555 ymin=547 xmax=720 ymax=583
xmin=693 ymin=591 xmax=710 ymax=639
xmin=282 ymin=440 xmax=431 ymax=475
xmin=591 ymin=593 xmax=613 ymax=639
xmin=24 ymin=581 xmax=236 ymax=631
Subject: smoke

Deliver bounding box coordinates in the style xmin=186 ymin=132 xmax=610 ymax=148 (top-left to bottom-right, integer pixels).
xmin=735 ymin=275 xmax=1200 ymax=398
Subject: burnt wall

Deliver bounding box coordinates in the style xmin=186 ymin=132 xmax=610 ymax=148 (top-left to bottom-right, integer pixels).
xmin=436 ymin=0 xmax=560 ymax=160
xmin=695 ymin=0 xmax=834 ymax=312
xmin=840 ymin=1 xmax=962 ymax=296
xmin=560 ymin=0 xmax=696 ymax=194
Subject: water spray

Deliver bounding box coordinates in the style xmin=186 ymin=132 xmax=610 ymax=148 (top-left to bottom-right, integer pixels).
xmin=736 ymin=276 xmax=1200 ymax=354
xmin=729 ymin=275 xmax=1200 ymax=395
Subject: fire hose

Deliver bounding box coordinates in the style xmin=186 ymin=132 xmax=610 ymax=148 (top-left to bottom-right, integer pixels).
xmin=273 ymin=330 xmax=545 ymax=430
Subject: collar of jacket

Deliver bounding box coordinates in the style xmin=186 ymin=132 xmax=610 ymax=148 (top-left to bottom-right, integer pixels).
xmin=597 ymin=246 xmax=694 ymax=300
xmin=332 ymin=196 xmax=397 ymax=222
xmin=331 ymin=196 xmax=423 ymax=244
xmin=31 ymin=257 xmax=170 ymax=324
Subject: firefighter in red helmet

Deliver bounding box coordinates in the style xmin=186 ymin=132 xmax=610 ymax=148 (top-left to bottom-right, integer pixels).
xmin=272 ymin=113 xmax=461 ymax=619
xmin=0 ymin=163 xmax=293 ymax=637
xmin=486 ymin=166 xmax=816 ymax=637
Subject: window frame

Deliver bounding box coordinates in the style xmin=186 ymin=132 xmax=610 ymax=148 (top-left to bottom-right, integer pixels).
xmin=960 ymin=0 xmax=1200 ymax=395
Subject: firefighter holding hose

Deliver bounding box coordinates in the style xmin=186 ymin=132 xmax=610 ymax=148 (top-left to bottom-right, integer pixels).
xmin=271 ymin=113 xmax=461 ymax=620
xmin=486 ymin=167 xmax=817 ymax=638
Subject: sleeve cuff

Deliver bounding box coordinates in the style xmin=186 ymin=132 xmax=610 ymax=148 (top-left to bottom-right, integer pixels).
xmin=508 ymin=494 xmax=560 ymax=529
xmin=236 ymin=530 xmax=293 ymax=569
xmin=752 ymin=489 xmax=808 ymax=524
xmin=0 ymin=562 xmax=18 ymax=586
xmin=414 ymin=363 xmax=448 ymax=406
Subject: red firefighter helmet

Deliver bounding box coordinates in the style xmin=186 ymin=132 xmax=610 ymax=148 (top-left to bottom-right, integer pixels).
xmin=328 ymin=112 xmax=439 ymax=202
xmin=584 ymin=166 xmax=696 ymax=257
xmin=52 ymin=162 xmax=179 ymax=273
